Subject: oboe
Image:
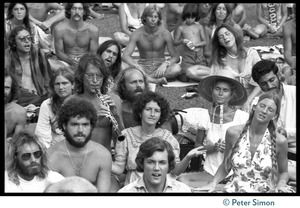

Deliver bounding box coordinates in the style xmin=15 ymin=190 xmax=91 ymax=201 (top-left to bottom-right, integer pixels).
xmin=95 ymin=89 xmax=125 ymax=141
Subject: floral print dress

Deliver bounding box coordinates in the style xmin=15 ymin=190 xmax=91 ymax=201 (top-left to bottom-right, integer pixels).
xmin=224 ymin=129 xmax=275 ymax=193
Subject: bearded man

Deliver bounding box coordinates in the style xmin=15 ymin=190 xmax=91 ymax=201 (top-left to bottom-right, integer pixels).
xmin=47 ymin=97 xmax=112 ymax=192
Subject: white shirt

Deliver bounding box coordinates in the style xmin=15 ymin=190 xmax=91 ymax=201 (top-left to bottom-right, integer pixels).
xmin=5 ymin=170 xmax=64 ymax=193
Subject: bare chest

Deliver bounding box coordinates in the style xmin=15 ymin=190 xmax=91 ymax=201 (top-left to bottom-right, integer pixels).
xmin=63 ymin=28 xmax=92 ymax=48
xmin=137 ymin=32 xmax=166 ymax=52
xmin=58 ymin=153 xmax=98 ymax=184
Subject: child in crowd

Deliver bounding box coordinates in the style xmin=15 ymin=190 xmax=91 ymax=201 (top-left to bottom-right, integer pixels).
xmin=174 ymin=4 xmax=210 ymax=82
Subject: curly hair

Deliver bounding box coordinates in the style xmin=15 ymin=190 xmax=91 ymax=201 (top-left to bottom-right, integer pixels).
xmin=8 ymin=25 xmax=33 ymax=52
xmin=64 ymin=3 xmax=90 ymax=21
xmin=141 ymin=5 xmax=162 ymax=26
xmin=5 ymin=67 xmax=19 ymax=103
xmin=251 ymin=59 xmax=279 ymax=84
xmin=133 ymin=91 xmax=170 ymax=128
xmin=116 ymin=67 xmax=149 ymax=100
xmin=211 ymin=23 xmax=246 ymax=66
xmin=49 ymin=67 xmax=74 ymax=115
xmin=75 ymin=54 xmax=110 ymax=95
xmin=58 ymin=96 xmax=97 ymax=130
xmin=7 ymin=3 xmax=30 ymax=29
xmin=97 ymin=39 xmax=122 ymax=79
xmin=135 ymin=137 xmax=175 ymax=173
xmin=6 ymin=130 xmax=49 ymax=186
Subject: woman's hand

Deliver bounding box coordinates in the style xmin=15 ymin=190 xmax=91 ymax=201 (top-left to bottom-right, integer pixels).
xmin=215 ymin=139 xmax=225 ymax=153
xmin=186 ymin=146 xmax=206 ymax=158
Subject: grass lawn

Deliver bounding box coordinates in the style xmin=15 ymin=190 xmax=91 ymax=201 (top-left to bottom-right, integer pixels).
xmin=90 ymin=4 xmax=283 ymax=110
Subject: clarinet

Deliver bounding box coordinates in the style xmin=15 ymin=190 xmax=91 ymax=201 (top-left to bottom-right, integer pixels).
xmin=95 ymin=89 xmax=125 ymax=141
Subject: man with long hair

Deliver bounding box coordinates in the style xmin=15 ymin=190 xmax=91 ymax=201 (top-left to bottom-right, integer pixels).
xmin=5 ymin=130 xmax=64 ymax=192
xmin=70 ymin=54 xmax=124 ymax=150
xmin=53 ymin=3 xmax=99 ymax=68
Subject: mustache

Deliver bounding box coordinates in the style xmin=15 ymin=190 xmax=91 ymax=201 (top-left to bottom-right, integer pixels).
xmin=134 ymin=87 xmax=143 ymax=93
xmin=29 ymin=162 xmax=41 ymax=168
xmin=74 ymin=133 xmax=86 ymax=137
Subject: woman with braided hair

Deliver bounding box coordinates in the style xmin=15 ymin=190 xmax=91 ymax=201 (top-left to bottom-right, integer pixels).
xmin=200 ymin=92 xmax=294 ymax=193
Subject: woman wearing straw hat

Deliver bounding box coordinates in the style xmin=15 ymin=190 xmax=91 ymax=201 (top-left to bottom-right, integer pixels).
xmin=176 ymin=70 xmax=249 ymax=189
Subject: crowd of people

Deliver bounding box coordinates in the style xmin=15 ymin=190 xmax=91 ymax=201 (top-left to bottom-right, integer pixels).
xmin=4 ymin=3 xmax=296 ymax=193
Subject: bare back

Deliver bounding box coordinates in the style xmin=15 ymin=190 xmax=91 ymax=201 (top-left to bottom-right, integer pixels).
xmin=5 ymin=102 xmax=26 ymax=138
xmin=47 ymin=140 xmax=112 ymax=192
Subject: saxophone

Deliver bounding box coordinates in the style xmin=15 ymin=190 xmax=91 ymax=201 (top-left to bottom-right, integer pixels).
xmin=95 ymin=89 xmax=125 ymax=141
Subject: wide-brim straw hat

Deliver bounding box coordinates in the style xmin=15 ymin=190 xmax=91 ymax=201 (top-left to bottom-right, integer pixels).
xmin=198 ymin=70 xmax=247 ymax=106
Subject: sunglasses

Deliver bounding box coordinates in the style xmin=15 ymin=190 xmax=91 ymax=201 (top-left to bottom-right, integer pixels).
xmin=17 ymin=36 xmax=32 ymax=43
xmin=19 ymin=150 xmax=42 ymax=161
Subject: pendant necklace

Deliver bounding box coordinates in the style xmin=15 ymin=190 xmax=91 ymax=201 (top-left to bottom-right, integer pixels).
xmin=64 ymin=140 xmax=88 ymax=176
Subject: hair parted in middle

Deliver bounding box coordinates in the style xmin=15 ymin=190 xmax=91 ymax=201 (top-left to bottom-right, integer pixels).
xmin=64 ymin=3 xmax=90 ymax=21
xmin=141 ymin=5 xmax=162 ymax=26
xmin=75 ymin=54 xmax=110 ymax=95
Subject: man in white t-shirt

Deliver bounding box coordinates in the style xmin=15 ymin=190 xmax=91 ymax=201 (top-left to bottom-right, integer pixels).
xmin=5 ymin=130 xmax=64 ymax=192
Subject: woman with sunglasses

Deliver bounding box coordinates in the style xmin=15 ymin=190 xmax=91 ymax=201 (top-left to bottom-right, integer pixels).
xmin=5 ymin=130 xmax=64 ymax=192
xmin=35 ymin=67 xmax=75 ymax=149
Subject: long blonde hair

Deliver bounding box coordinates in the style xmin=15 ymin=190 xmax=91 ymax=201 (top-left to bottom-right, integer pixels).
xmin=225 ymin=92 xmax=281 ymax=185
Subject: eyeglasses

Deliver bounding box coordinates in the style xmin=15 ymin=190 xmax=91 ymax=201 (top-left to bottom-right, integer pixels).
xmin=17 ymin=36 xmax=32 ymax=43
xmin=85 ymin=73 xmax=103 ymax=81
xmin=19 ymin=150 xmax=42 ymax=161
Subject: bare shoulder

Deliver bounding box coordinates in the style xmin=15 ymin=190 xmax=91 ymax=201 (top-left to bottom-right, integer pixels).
xmin=6 ymin=102 xmax=26 ymax=115
xmin=84 ymin=22 xmax=99 ymax=33
xmin=88 ymin=141 xmax=112 ymax=160
xmin=227 ymin=125 xmax=244 ymax=136
xmin=226 ymin=125 xmax=244 ymax=145
xmin=47 ymin=141 xmax=65 ymax=157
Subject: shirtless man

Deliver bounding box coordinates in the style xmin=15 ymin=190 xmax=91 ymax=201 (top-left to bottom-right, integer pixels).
xmin=47 ymin=97 xmax=112 ymax=192
xmin=27 ymin=3 xmax=65 ymax=32
xmin=122 ymin=5 xmax=181 ymax=83
xmin=5 ymin=68 xmax=26 ymax=139
xmin=53 ymin=3 xmax=99 ymax=68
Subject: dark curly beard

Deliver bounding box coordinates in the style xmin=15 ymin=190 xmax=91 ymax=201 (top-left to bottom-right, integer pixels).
xmin=64 ymin=129 xmax=92 ymax=148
